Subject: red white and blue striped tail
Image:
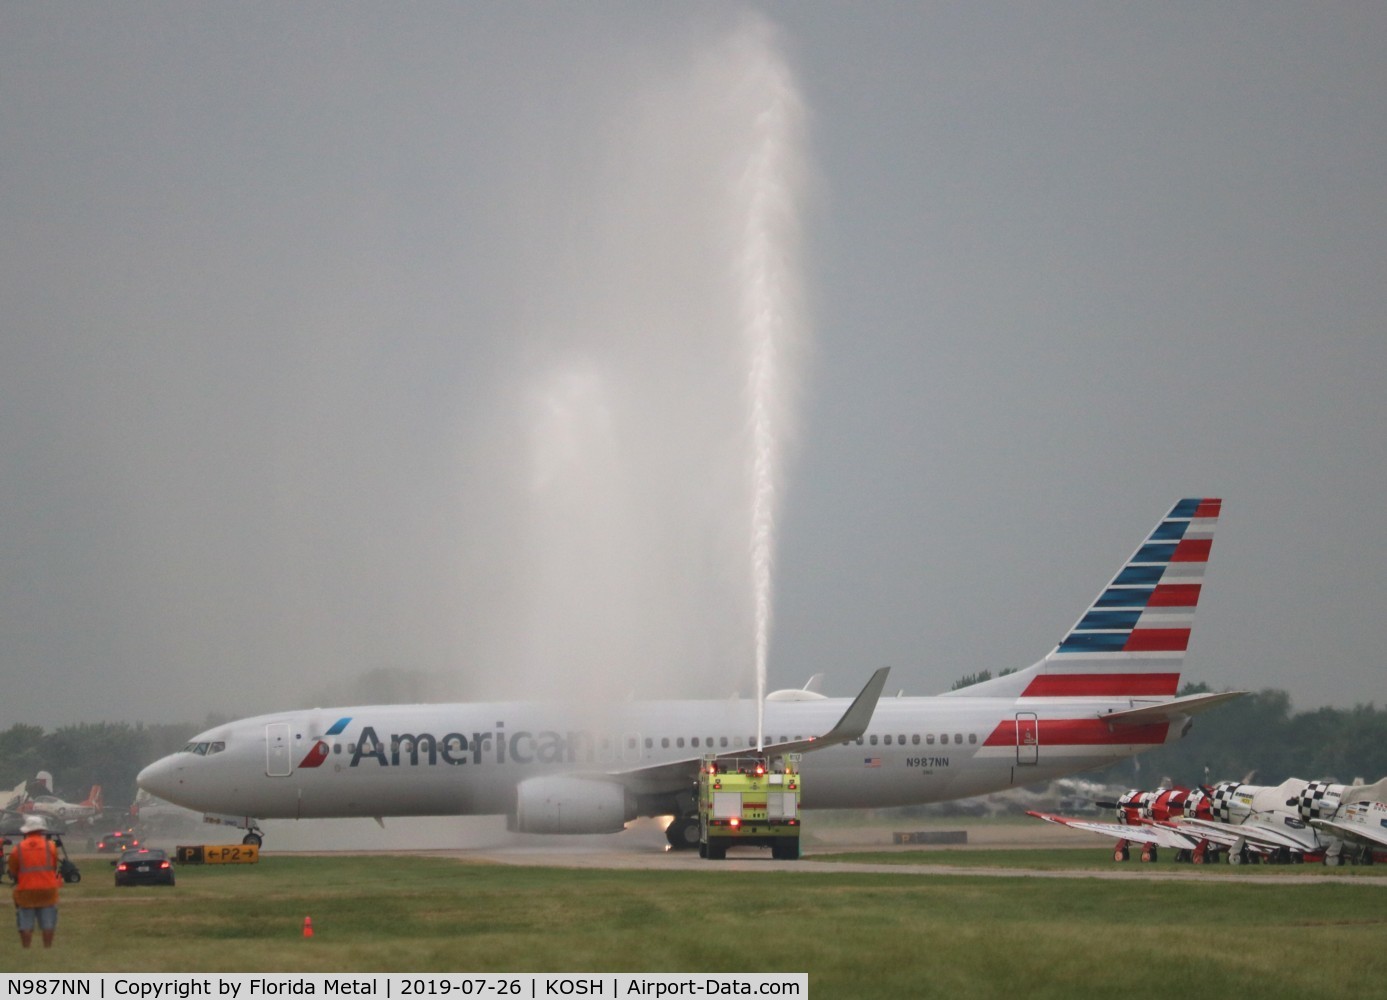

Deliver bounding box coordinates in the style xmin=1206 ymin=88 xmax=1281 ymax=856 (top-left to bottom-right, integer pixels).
xmin=1023 ymin=498 xmax=1221 ymax=699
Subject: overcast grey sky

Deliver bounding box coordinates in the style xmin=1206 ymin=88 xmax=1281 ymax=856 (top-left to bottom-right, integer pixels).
xmin=3 ymin=3 xmax=1384 ymax=731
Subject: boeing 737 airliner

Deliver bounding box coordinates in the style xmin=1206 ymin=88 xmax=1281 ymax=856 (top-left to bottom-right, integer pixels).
xmin=138 ymin=499 xmax=1238 ymax=850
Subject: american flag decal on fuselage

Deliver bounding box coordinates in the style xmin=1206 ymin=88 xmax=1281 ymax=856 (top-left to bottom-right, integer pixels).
xmin=1023 ymin=498 xmax=1220 ymax=699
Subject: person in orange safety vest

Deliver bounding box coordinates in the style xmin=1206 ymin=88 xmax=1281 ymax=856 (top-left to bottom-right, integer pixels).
xmin=8 ymin=815 xmax=61 ymax=948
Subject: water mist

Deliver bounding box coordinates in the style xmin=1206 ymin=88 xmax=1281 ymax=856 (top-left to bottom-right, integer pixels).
xmin=480 ymin=15 xmax=811 ymax=718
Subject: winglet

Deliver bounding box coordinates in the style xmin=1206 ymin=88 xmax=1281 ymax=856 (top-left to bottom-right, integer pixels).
xmin=765 ymin=666 xmax=890 ymax=755
xmin=611 ymin=667 xmax=891 ymax=795
xmin=821 ymin=666 xmax=891 ymax=743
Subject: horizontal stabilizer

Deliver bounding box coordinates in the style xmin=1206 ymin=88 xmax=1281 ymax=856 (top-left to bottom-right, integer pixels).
xmin=1098 ymin=690 xmax=1245 ymax=727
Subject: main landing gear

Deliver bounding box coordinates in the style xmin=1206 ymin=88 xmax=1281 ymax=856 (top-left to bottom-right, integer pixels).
xmin=1112 ymin=839 xmax=1160 ymax=862
xmin=665 ymin=814 xmax=700 ymax=851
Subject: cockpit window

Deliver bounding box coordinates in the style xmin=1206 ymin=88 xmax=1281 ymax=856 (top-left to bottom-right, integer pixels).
xmin=181 ymin=740 xmax=227 ymax=755
xmin=181 ymin=737 xmax=227 ymax=754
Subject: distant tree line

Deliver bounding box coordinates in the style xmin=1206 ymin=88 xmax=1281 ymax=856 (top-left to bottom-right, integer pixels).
xmin=0 ymin=720 xmax=215 ymax=814
xmin=949 ymin=668 xmax=1017 ymax=690
xmin=1089 ymin=683 xmax=1387 ymax=789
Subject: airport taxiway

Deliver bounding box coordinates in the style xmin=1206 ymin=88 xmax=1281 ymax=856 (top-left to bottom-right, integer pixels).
xmin=414 ymin=819 xmax=1387 ymax=886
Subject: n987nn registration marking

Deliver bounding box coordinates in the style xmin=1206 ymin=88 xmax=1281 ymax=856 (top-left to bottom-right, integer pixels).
xmin=906 ymin=757 xmax=950 ymax=768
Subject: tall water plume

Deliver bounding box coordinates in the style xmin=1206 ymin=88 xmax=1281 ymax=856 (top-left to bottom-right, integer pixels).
xmin=731 ymin=20 xmax=810 ymax=747
xmin=474 ymin=15 xmax=812 ymax=714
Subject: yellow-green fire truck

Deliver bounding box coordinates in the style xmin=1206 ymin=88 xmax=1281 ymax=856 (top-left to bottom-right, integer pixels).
xmin=697 ymin=754 xmax=802 ymax=860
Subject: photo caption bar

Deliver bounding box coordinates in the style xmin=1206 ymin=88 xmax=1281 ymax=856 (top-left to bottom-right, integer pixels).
xmin=2 ymin=975 xmax=807 ymax=999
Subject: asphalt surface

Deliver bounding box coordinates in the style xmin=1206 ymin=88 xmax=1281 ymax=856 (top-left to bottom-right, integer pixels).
xmin=412 ymin=819 xmax=1387 ymax=886
xmin=135 ymin=813 xmax=1387 ymax=885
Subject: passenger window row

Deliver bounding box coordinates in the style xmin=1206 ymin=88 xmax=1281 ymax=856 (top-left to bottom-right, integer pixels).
xmin=856 ymin=733 xmax=978 ymax=746
xmin=208 ymin=731 xmax=980 ymax=758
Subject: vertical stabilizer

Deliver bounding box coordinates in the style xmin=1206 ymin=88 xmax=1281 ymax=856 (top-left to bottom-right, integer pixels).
xmin=1021 ymin=498 xmax=1221 ymax=700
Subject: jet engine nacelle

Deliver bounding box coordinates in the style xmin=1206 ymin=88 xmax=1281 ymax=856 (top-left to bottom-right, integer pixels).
xmin=512 ymin=776 xmax=636 ymax=835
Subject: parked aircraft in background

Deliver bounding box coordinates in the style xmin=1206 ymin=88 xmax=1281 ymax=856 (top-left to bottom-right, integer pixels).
xmin=1032 ymin=776 xmax=1387 ymax=866
xmin=925 ymin=776 xmax=1122 ymax=819
xmin=1193 ymin=776 xmax=1387 ymax=866
xmin=0 ymin=782 xmax=30 ymax=840
xmin=2 ymin=781 xmax=26 ymax=814
xmin=128 ymin=788 xmax=213 ymax=837
xmin=1312 ymin=792 xmax=1387 ymax=862
xmin=139 ymin=498 xmax=1239 ymax=851
xmin=21 ymin=785 xmax=103 ymax=829
xmin=1030 ymin=783 xmax=1216 ymax=862
xmin=1 ymin=779 xmax=100 ymax=840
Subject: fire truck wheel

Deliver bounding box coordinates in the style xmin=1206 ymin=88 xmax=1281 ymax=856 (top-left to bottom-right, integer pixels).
xmin=772 ymin=837 xmax=800 ymax=860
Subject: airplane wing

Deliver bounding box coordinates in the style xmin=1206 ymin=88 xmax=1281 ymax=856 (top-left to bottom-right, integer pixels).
xmin=1097 ymin=691 xmax=1246 ymax=727
xmin=1310 ymin=817 xmax=1387 ymax=851
xmin=1027 ymin=811 xmax=1201 ymax=851
xmin=614 ymin=667 xmax=891 ymax=796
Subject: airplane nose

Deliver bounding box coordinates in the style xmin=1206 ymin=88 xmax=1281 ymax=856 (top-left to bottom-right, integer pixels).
xmin=136 ymin=755 xmax=180 ymax=801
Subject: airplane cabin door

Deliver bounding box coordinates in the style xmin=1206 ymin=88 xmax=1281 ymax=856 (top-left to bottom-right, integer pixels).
xmin=266 ymin=723 xmax=292 ymax=777
xmin=1015 ymin=712 xmax=1039 ymax=766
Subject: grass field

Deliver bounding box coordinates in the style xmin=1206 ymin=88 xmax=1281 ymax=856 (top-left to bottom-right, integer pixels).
xmin=7 ymin=852 xmax=1387 ymax=998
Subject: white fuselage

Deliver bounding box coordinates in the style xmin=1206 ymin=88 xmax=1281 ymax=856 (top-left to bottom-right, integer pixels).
xmin=137 ymin=692 xmax=1175 ymax=822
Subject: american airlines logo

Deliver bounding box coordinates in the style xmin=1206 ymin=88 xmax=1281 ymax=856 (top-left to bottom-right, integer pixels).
xmin=300 ymin=721 xmax=634 ymax=769
xmin=296 ymin=717 xmax=353 ymax=768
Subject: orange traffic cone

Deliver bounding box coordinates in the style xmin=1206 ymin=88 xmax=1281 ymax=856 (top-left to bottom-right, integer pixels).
xmin=303 ymin=916 xmax=314 ymax=938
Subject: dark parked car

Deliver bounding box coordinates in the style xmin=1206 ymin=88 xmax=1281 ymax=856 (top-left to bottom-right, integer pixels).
xmin=114 ymin=847 xmax=175 ymax=887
